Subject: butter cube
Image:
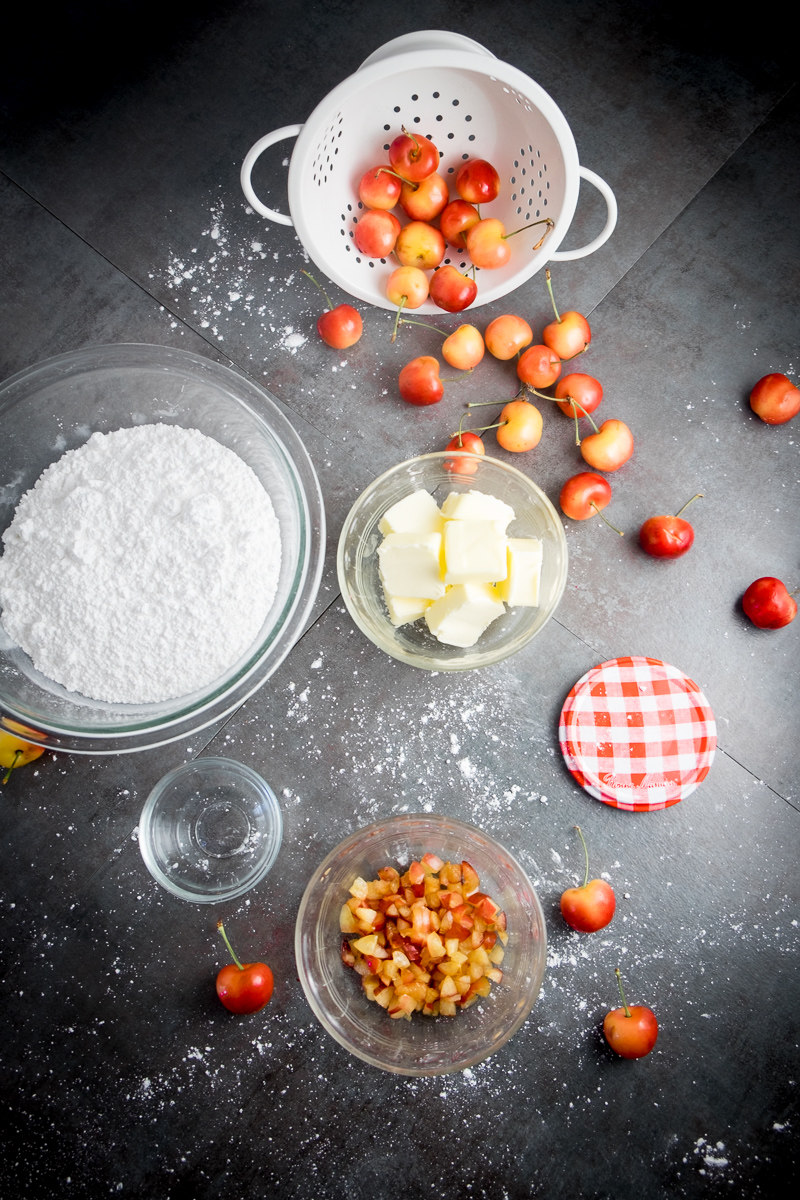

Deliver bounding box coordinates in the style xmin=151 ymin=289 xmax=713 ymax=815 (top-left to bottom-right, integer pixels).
xmin=443 ymin=520 xmax=507 ymax=585
xmin=384 ymin=595 xmax=432 ymax=627
xmin=441 ymin=489 xmax=515 ymax=530
xmin=425 ymin=583 xmax=506 ymax=647
xmin=377 ymin=532 xmax=445 ymax=601
xmin=496 ymin=538 xmax=543 ymax=607
xmin=379 ymin=490 xmax=443 ymax=537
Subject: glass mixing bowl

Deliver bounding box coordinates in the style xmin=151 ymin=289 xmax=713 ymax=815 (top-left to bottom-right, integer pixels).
xmin=295 ymin=814 xmax=547 ymax=1076
xmin=337 ymin=452 xmax=568 ymax=670
xmin=0 ymin=344 xmax=324 ymax=753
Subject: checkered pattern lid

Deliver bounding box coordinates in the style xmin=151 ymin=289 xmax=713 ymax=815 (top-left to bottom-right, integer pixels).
xmin=559 ymin=656 xmax=716 ymax=811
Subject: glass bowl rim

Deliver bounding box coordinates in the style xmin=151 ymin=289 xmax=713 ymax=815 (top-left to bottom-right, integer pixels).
xmin=336 ymin=450 xmax=568 ymax=672
xmin=138 ymin=755 xmax=284 ymax=904
xmin=0 ymin=343 xmax=325 ymax=753
xmin=294 ymin=812 xmax=547 ymax=1075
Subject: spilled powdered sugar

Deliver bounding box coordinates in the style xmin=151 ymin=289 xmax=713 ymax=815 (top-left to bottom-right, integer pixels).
xmin=0 ymin=424 xmax=281 ymax=703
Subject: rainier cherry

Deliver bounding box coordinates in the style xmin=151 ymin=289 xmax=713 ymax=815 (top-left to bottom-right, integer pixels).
xmin=358 ymin=165 xmax=401 ymax=210
xmin=466 ymin=216 xmax=554 ymax=270
xmin=215 ymin=921 xmax=274 ymax=1015
xmin=442 ymin=324 xmax=484 ymax=370
xmin=542 ymin=269 xmax=591 ymax=359
xmin=496 ymin=399 xmax=542 ymax=452
xmin=400 ymin=173 xmax=449 ymax=222
xmin=580 ymin=418 xmax=634 ymax=472
xmin=742 ymin=577 xmax=797 ymax=629
xmin=395 ymin=221 xmax=445 ymax=271
xmin=603 ymin=968 xmax=658 ymax=1059
xmin=485 ymin=315 xmax=533 ymax=360
xmin=639 ymin=494 xmax=703 ymax=558
xmin=354 ymin=209 xmax=400 ymax=258
xmin=560 ymin=825 xmax=616 ymax=932
xmin=303 ymin=272 xmax=362 ymax=349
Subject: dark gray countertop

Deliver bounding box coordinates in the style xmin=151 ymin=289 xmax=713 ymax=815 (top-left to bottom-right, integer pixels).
xmin=1 ymin=3 xmax=798 ymax=1196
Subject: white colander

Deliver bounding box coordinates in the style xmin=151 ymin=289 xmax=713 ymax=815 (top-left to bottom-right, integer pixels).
xmin=241 ymin=30 xmax=617 ymax=313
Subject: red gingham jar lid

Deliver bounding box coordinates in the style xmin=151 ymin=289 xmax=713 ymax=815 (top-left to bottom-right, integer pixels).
xmin=559 ymin=656 xmax=716 ymax=811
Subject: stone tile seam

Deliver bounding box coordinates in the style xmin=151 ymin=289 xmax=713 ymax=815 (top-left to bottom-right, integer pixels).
xmin=577 ymin=81 xmax=799 ymax=320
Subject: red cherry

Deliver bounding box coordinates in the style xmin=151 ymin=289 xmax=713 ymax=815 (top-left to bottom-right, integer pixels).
xmin=517 ymin=344 xmax=561 ymax=389
xmin=389 ymin=128 xmax=439 ymax=182
xmin=749 ymin=373 xmax=800 ymax=425
xmin=742 ymin=577 xmax=797 ymax=629
xmin=429 ymin=265 xmax=478 ymax=313
xmin=639 ymin=494 xmax=703 ymax=558
xmin=316 ymin=305 xmax=362 ymax=349
xmin=357 ymin=165 xmax=401 ymax=210
xmin=603 ymin=969 xmax=658 ymax=1059
xmin=398 ymin=356 xmax=444 ymax=406
xmin=443 ymin=430 xmax=485 ymax=475
xmin=439 ymin=199 xmax=480 ymax=249
xmin=215 ymin=922 xmax=274 ymax=1015
xmin=554 ymin=373 xmax=603 ymax=418
xmin=353 ymin=209 xmax=400 ymax=258
xmin=559 ymin=473 xmax=612 ymax=521
xmin=455 ymin=158 xmax=501 ymax=204
xmin=559 ymin=825 xmax=616 ymax=932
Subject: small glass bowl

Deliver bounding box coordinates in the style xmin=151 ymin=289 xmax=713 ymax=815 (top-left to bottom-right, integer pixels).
xmin=139 ymin=757 xmax=283 ymax=903
xmin=295 ymin=814 xmax=547 ymax=1076
xmin=337 ymin=452 xmax=568 ymax=671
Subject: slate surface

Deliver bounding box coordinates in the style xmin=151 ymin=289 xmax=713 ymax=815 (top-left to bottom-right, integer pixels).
xmin=1 ymin=3 xmax=798 ymax=1197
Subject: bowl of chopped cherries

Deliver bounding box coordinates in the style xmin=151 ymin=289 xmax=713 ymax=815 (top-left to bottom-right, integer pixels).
xmin=295 ymin=813 xmax=547 ymax=1075
xmin=337 ymin=452 xmax=568 ymax=671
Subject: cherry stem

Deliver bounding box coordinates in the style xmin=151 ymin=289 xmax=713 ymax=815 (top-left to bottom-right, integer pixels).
xmin=503 ymin=217 xmax=555 ymax=242
xmin=217 ymin=920 xmax=244 ymax=971
xmin=301 ymin=270 xmax=333 ymax=312
xmin=2 ymin=748 xmax=23 ymax=785
xmin=675 ymin=493 xmax=704 ymax=519
xmin=591 ymin=501 xmax=624 ymax=536
xmin=545 ymin=268 xmax=561 ymax=323
xmin=526 ymin=386 xmax=600 ymax=434
xmin=376 ymin=166 xmax=408 ymax=186
xmin=401 ymin=125 xmax=421 ymax=156
xmin=441 ymin=369 xmax=473 ymax=382
xmin=399 ymin=317 xmax=447 ymax=337
xmin=466 ymin=420 xmax=505 ymax=435
xmin=390 ymin=297 xmax=407 ymax=343
xmin=615 ymin=967 xmax=632 ymax=1018
xmin=574 ymin=824 xmax=590 ymax=888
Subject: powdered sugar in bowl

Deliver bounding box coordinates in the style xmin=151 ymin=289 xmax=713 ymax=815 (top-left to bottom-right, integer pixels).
xmin=0 ymin=344 xmax=324 ymax=754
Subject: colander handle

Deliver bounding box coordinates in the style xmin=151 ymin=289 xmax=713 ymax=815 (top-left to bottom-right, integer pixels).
xmin=240 ymin=126 xmax=303 ymax=226
xmin=549 ymin=167 xmax=618 ymax=262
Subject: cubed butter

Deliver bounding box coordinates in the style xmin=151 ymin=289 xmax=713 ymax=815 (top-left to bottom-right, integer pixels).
xmin=443 ymin=520 xmax=507 ymax=585
xmin=441 ymin=489 xmax=515 ymax=530
xmin=378 ymin=489 xmax=444 ymax=537
xmin=377 ymin=532 xmax=445 ymax=601
xmin=496 ymin=538 xmax=543 ymax=607
xmin=425 ymin=583 xmax=506 ymax=647
xmin=384 ymin=594 xmax=432 ymax=627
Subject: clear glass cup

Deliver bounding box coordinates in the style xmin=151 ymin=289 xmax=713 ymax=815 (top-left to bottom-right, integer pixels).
xmin=139 ymin=757 xmax=283 ymax=903
xmin=337 ymin=452 xmax=568 ymax=670
xmin=295 ymin=814 xmax=547 ymax=1075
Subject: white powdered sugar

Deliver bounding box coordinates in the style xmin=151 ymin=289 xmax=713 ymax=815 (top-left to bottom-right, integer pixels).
xmin=0 ymin=424 xmax=281 ymax=704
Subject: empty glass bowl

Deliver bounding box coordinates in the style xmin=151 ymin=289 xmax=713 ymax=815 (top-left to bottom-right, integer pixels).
xmin=295 ymin=814 xmax=547 ymax=1075
xmin=0 ymin=344 xmax=324 ymax=753
xmin=139 ymin=757 xmax=283 ymax=903
xmin=337 ymin=452 xmax=568 ymax=670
